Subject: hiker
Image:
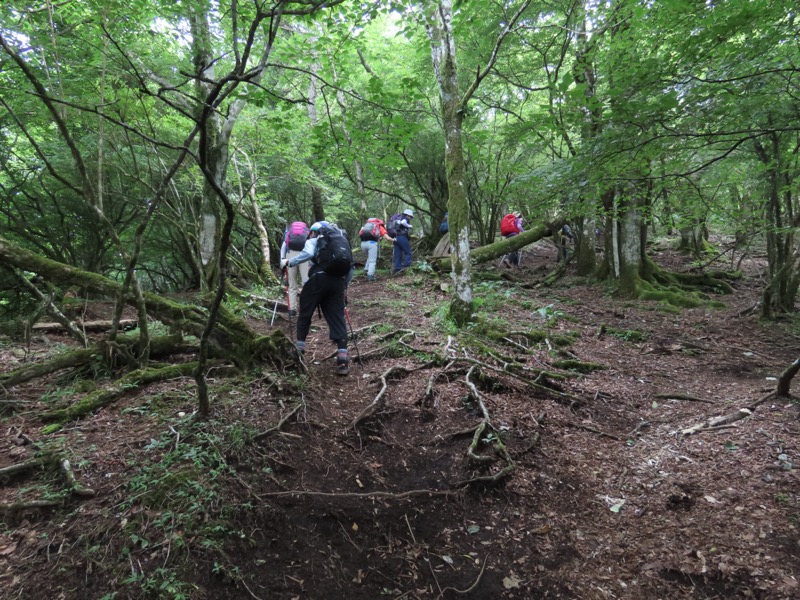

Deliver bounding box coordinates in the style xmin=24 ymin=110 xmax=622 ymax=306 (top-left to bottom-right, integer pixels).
xmin=281 ymin=221 xmax=354 ymax=376
xmin=500 ymin=211 xmax=524 ymax=267
xmin=279 ymin=221 xmax=310 ymax=317
xmin=389 ymin=208 xmax=414 ymax=274
xmin=556 ymin=223 xmax=575 ymax=263
xmin=358 ymin=217 xmax=395 ymax=282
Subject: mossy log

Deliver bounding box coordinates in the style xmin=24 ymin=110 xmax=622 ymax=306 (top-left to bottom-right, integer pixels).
xmin=41 ymin=361 xmax=204 ymax=425
xmin=433 ymin=217 xmax=566 ymax=271
xmin=550 ymin=359 xmax=606 ymax=373
xmin=0 ymin=334 xmax=196 ymax=388
xmin=0 ymin=235 xmax=280 ymax=368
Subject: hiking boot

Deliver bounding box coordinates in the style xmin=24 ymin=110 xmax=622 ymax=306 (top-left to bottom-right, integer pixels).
xmin=336 ymin=359 xmax=350 ymax=376
xmin=288 ymin=309 xmax=297 ymax=318
xmin=367 ymin=275 xmax=376 ymax=282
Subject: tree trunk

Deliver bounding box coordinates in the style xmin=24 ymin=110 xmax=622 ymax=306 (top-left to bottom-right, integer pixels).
xmin=426 ymin=0 xmax=473 ymax=326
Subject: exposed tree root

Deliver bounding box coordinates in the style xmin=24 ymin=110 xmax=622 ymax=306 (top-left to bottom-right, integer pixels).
xmin=0 ymin=499 xmax=61 ymax=513
xmin=679 ymin=388 xmax=784 ymax=437
xmin=0 ymin=457 xmax=46 ymax=478
xmin=0 ymin=334 xmax=197 ymax=389
xmin=435 ymin=556 xmax=488 ymax=598
xmin=454 ymin=356 xmax=582 ymax=408
xmin=60 ymin=459 xmax=95 ymax=497
xmin=41 ymin=360 xmax=208 ymax=426
xmin=459 ymin=366 xmax=515 ymax=483
xmin=0 ymin=453 xmax=95 ymax=502
xmin=349 ymin=362 xmax=437 ymax=428
xmin=568 ymin=422 xmax=621 ymax=441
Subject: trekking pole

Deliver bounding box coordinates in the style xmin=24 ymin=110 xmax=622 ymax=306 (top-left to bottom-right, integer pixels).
xmin=270 ymin=296 xmax=279 ymax=327
xmin=344 ymin=304 xmax=363 ymax=369
xmin=283 ymin=268 xmax=294 ymax=343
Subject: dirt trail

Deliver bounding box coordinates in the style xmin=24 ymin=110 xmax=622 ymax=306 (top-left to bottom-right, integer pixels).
xmin=1 ymin=240 xmax=799 ymax=599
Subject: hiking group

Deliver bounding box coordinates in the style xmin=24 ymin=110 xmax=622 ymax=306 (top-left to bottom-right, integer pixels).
xmin=277 ymin=209 xmax=541 ymax=376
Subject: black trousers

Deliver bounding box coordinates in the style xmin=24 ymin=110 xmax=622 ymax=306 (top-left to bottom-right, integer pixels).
xmin=296 ymin=272 xmax=348 ymax=346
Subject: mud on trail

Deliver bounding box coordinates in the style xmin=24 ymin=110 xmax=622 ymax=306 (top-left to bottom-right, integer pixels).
xmin=1 ymin=239 xmax=799 ymax=599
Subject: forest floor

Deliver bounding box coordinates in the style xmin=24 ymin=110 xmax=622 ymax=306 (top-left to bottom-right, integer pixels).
xmin=1 ymin=237 xmax=799 ymax=600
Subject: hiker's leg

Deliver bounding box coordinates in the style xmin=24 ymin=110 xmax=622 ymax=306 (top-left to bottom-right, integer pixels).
xmin=286 ymin=250 xmax=301 ymax=313
xmin=392 ymin=240 xmax=402 ymax=272
xmin=361 ymin=240 xmax=378 ymax=277
xmin=296 ymin=275 xmax=322 ymax=342
xmin=396 ymin=236 xmax=412 ymax=269
xmin=298 ymin=258 xmax=310 ymax=285
xmin=319 ymin=275 xmax=348 ymax=342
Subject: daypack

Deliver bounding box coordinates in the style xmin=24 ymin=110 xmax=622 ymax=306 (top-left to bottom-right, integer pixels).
xmin=439 ymin=214 xmax=449 ymax=234
xmin=285 ymin=221 xmax=310 ymax=251
xmin=386 ymin=213 xmax=404 ymax=238
xmin=315 ymin=225 xmax=353 ymax=276
xmin=500 ymin=213 xmax=520 ymax=236
xmin=359 ymin=218 xmax=382 ymax=242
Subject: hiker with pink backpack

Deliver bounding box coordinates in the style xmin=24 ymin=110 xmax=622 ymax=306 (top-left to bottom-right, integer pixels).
xmin=279 ymin=221 xmax=311 ymax=317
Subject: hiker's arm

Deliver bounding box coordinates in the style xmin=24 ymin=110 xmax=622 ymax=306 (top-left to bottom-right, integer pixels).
xmin=288 ymin=239 xmax=316 ymax=267
xmin=379 ymin=225 xmax=395 ymax=243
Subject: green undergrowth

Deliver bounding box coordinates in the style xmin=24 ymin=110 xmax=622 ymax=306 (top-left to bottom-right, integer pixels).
xmin=598 ymin=324 xmax=649 ymax=342
xmin=110 ymin=421 xmax=259 ymax=598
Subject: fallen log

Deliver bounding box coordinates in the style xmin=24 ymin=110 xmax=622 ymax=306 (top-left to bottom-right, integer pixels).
xmin=31 ymin=319 xmax=138 ymax=332
xmin=42 ymin=360 xmax=207 ymax=425
xmin=0 ymin=234 xmax=294 ymax=369
xmin=0 ymin=334 xmax=197 ymax=389
xmin=433 ymin=217 xmax=566 ymax=271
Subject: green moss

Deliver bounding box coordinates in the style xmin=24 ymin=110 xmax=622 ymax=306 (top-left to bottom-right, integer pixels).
xmin=552 ymin=359 xmax=606 ymax=373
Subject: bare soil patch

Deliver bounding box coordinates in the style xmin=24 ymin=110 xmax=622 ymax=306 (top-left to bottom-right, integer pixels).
xmin=1 ymin=240 xmax=799 ymax=599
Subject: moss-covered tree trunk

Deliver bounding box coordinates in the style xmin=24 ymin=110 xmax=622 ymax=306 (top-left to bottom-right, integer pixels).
xmin=426 ymin=0 xmax=473 ymax=326
xmin=677 ymin=219 xmax=710 ymax=257
xmin=600 ymin=184 xmax=651 ymax=295
xmin=754 ymin=134 xmax=798 ymax=318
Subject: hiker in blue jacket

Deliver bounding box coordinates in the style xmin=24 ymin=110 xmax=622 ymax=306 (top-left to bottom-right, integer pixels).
xmin=391 ymin=208 xmax=414 ymax=274
xmin=281 ymin=221 xmax=353 ymax=375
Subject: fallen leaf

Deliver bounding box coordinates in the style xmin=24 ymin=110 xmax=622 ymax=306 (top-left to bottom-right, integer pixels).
xmin=503 ymin=574 xmax=521 ymax=589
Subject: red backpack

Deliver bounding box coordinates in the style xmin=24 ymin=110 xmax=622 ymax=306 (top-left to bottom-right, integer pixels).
xmin=359 ymin=218 xmax=383 ymax=242
xmin=500 ymin=213 xmax=520 ymax=236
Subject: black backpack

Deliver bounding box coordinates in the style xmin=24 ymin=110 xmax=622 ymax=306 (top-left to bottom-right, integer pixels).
xmin=315 ymin=226 xmax=353 ymax=276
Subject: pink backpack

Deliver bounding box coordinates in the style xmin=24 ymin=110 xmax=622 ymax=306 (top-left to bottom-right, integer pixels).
xmin=285 ymin=221 xmax=310 ymax=251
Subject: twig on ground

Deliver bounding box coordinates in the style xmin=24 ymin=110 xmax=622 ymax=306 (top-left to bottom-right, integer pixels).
xmin=436 ymin=557 xmax=489 ymax=598
xmin=655 ymin=393 xmax=714 ymax=404
xmin=261 ymin=488 xmax=454 ymax=499
xmin=570 ymin=423 xmax=621 ymax=441
xmin=254 ymin=399 xmax=304 ymax=441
